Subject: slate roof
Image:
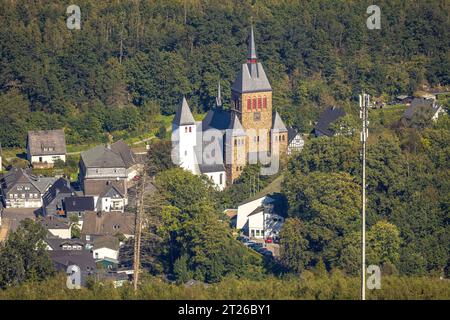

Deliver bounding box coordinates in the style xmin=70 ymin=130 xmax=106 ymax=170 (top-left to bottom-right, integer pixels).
xmin=50 ymin=250 xmax=96 ymax=273
xmin=1 ymin=168 xmax=56 ymax=194
xmin=45 ymin=238 xmax=85 ymax=250
xmin=110 ymin=140 xmax=136 ymax=168
xmin=81 ymin=140 xmax=136 ymax=169
xmin=198 ymin=164 xmax=226 ymax=174
xmin=40 ymin=216 xmax=70 ymax=230
xmin=173 ymin=96 xmax=196 ymax=126
xmin=100 ymin=186 xmax=124 ymax=198
xmin=27 ymin=129 xmax=66 ymax=156
xmin=231 ymin=27 xmax=272 ymax=93
xmin=81 ymin=212 xmax=135 ymax=236
xmin=42 ymin=177 xmax=74 ymax=207
xmin=314 ymin=106 xmax=346 ymax=137
xmin=403 ymin=98 xmax=441 ymax=120
xmin=287 ymin=128 xmax=298 ymax=144
xmin=93 ymin=235 xmax=120 ymax=251
xmin=272 ymin=111 xmax=288 ymax=132
xmin=63 ymin=196 xmax=95 ymax=212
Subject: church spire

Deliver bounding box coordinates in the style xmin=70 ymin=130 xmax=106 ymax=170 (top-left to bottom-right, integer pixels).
xmin=215 ymin=80 xmax=222 ymax=107
xmin=247 ymin=25 xmax=257 ymax=64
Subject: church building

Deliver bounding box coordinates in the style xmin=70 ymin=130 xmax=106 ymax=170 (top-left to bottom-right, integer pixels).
xmin=172 ymin=27 xmax=288 ymax=190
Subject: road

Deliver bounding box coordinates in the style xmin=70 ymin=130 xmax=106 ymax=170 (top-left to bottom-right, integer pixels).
xmin=0 ymin=208 xmax=37 ymax=241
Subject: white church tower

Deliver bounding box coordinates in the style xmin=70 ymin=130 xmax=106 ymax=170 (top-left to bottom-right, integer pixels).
xmin=172 ymin=97 xmax=199 ymax=174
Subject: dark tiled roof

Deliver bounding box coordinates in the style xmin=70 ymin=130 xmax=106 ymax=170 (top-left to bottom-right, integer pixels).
xmin=272 ymin=111 xmax=288 ymax=132
xmin=199 ymin=164 xmax=226 ymax=174
xmin=173 ymin=97 xmax=195 ymax=126
xmin=1 ymin=168 xmax=56 ymax=194
xmin=27 ymin=129 xmax=66 ymax=156
xmin=314 ymin=106 xmax=346 ymax=137
xmin=50 ymin=250 xmax=96 ymax=272
xmin=64 ymin=196 xmax=95 ymax=212
xmin=110 ymin=140 xmax=136 ymax=168
xmin=45 ymin=238 xmax=85 ymax=250
xmin=287 ymin=128 xmax=298 ymax=143
xmin=42 ymin=177 xmax=74 ymax=207
xmin=100 ymin=186 xmax=124 ymax=198
xmin=39 ymin=216 xmax=70 ymax=230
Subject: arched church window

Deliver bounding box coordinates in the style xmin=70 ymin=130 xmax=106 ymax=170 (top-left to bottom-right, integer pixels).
xmin=253 ymin=98 xmax=257 ymax=110
xmin=258 ymin=97 xmax=262 ymax=109
xmin=263 ymin=97 xmax=267 ymax=109
xmin=247 ymin=99 xmax=251 ymax=111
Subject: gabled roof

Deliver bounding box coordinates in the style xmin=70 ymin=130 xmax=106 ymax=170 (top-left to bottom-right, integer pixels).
xmin=39 ymin=216 xmax=70 ymax=230
xmin=81 ymin=212 xmax=135 ymax=236
xmin=173 ymin=97 xmax=195 ymax=126
xmin=100 ymin=186 xmax=124 ymax=198
xmin=314 ymin=106 xmax=346 ymax=137
xmin=232 ymin=62 xmax=272 ymax=93
xmin=287 ymin=128 xmax=298 ymax=143
xmin=93 ymin=235 xmax=120 ymax=251
xmin=27 ymin=129 xmax=66 ymax=156
xmin=231 ymin=27 xmax=272 ymax=93
xmin=272 ymin=111 xmax=288 ymax=132
xmin=50 ymin=250 xmax=96 ymax=272
xmin=1 ymin=168 xmax=56 ymax=194
xmin=403 ymin=98 xmax=442 ymax=120
xmin=110 ymin=140 xmax=136 ymax=168
xmin=229 ymin=114 xmax=246 ymax=136
xmin=42 ymin=177 xmax=74 ymax=207
xmin=64 ymin=196 xmax=95 ymax=212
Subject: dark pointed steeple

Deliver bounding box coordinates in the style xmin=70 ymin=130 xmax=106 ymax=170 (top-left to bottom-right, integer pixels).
xmin=247 ymin=25 xmax=257 ymax=64
xmin=215 ymin=80 xmax=222 ymax=108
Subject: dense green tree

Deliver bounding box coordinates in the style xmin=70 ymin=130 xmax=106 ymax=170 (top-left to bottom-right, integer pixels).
xmin=0 ymin=219 xmax=55 ymax=288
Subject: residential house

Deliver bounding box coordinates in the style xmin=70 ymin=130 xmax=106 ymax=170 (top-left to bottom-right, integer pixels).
xmin=50 ymin=250 xmax=96 ymax=286
xmin=97 ymin=186 xmax=126 ymax=212
xmin=63 ymin=196 xmax=95 ymax=222
xmin=27 ymin=129 xmax=66 ymax=168
xmin=247 ymin=203 xmax=285 ymax=240
xmin=79 ymin=143 xmax=132 ymax=209
xmin=402 ymin=98 xmax=445 ymax=124
xmin=236 ymin=188 xmax=286 ymax=240
xmin=81 ymin=211 xmax=135 ymax=242
xmin=110 ymin=140 xmax=142 ymax=182
xmin=42 ymin=177 xmax=75 ymax=216
xmin=44 ymin=238 xmax=86 ymax=251
xmin=0 ymin=168 xmax=56 ymax=208
xmin=91 ymin=235 xmax=120 ymax=261
xmin=287 ymin=128 xmax=304 ymax=155
xmin=40 ymin=216 xmax=72 ymax=239
xmin=313 ymin=106 xmax=346 ymax=137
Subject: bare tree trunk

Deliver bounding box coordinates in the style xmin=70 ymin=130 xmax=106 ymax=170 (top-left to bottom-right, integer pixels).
xmin=133 ymin=172 xmax=146 ymax=292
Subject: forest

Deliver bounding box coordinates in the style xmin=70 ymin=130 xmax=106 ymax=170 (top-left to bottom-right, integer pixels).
xmin=0 ymin=0 xmax=449 ymax=299
xmin=1 ymin=0 xmax=449 ymax=147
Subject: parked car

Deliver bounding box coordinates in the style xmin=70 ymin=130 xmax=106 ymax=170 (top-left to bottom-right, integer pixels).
xmin=264 ymin=238 xmax=273 ymax=244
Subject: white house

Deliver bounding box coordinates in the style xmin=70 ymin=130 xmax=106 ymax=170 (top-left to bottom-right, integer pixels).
xmin=287 ymin=128 xmax=305 ymax=155
xmin=40 ymin=216 xmax=72 ymax=239
xmin=27 ymin=129 xmax=67 ymax=168
xmin=92 ymin=235 xmax=120 ymax=261
xmin=236 ymin=194 xmax=285 ymax=239
xmin=95 ymin=186 xmax=127 ymax=213
xmin=247 ymin=207 xmax=285 ymax=239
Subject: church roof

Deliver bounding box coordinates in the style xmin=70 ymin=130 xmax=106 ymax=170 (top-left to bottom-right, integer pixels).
xmin=272 ymin=111 xmax=288 ymax=132
xmin=232 ymin=27 xmax=272 ymax=94
xmin=173 ymin=96 xmax=195 ymax=126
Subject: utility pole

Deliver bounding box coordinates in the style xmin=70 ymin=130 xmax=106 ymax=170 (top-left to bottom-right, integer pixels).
xmin=133 ymin=170 xmax=146 ymax=292
xmin=359 ymin=93 xmax=369 ymax=301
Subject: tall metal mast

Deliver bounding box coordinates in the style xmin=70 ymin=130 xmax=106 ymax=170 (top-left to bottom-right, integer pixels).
xmin=359 ymin=93 xmax=369 ymax=300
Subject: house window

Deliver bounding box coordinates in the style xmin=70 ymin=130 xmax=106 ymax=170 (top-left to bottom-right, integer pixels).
xmin=263 ymin=97 xmax=267 ymax=109
xmin=251 ymin=230 xmax=255 ymax=237
xmin=189 ymin=127 xmax=192 ymax=133
xmin=185 ymin=127 xmax=188 ymax=133
xmin=247 ymin=99 xmax=251 ymax=111
xmin=234 ymin=139 xmax=237 ymax=146
xmin=256 ymin=230 xmax=260 ymax=236
xmin=219 ymin=173 xmax=223 ymax=185
xmin=86 ymin=235 xmax=91 ymax=241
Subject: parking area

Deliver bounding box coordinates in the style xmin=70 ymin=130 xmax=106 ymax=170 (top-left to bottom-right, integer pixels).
xmin=237 ymin=235 xmax=280 ymax=258
xmin=0 ymin=208 xmax=38 ymax=241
